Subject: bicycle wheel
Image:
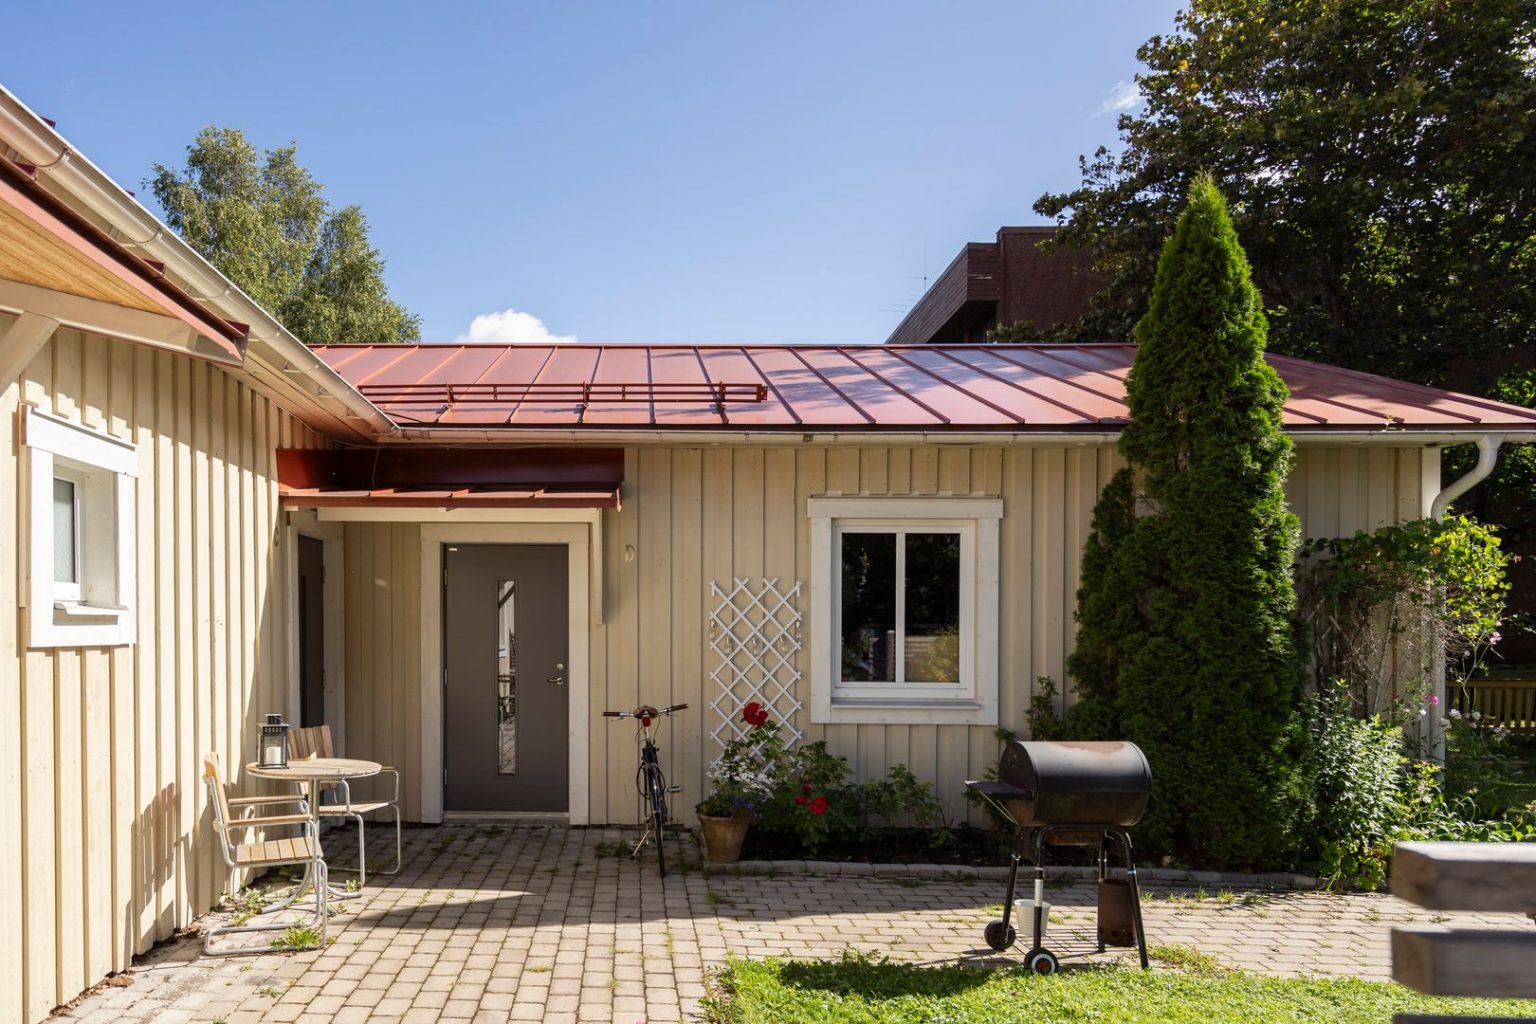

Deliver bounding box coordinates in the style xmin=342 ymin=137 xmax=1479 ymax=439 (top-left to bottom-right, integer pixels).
xmin=648 ymin=768 xmax=669 ymax=878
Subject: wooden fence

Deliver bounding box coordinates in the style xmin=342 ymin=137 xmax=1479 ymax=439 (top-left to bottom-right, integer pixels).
xmin=1452 ymin=680 xmax=1536 ymax=733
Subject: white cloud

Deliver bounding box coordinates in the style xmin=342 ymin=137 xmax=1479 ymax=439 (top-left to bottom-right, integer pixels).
xmin=455 ymin=308 xmax=576 ymax=345
xmin=1098 ymin=80 xmax=1142 ymax=115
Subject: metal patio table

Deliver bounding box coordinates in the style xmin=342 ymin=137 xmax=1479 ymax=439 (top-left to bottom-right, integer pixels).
xmin=246 ymin=756 xmax=382 ymax=902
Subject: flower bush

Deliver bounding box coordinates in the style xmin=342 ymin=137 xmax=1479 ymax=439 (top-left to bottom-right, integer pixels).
xmin=699 ymin=703 xmax=952 ymax=854
xmin=1304 ymin=681 xmax=1536 ymax=888
xmin=696 ymin=702 xmax=789 ymax=818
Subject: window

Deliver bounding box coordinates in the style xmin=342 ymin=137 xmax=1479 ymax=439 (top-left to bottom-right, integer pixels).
xmin=24 ymin=406 xmax=138 ymax=647
xmin=809 ymin=497 xmax=1001 ymax=725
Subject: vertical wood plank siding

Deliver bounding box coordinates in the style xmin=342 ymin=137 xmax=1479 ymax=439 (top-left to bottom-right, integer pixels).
xmin=340 ymin=443 xmax=1434 ymax=829
xmin=0 ymin=329 xmax=325 ymax=1024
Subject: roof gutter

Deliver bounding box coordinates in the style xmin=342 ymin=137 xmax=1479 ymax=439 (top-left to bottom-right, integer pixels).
xmin=1430 ymin=433 xmax=1503 ymax=519
xmin=0 ymin=86 xmax=394 ymax=438
xmin=379 ymin=426 xmax=1536 ymax=448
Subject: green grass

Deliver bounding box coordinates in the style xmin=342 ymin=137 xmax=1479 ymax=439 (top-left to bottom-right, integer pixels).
xmin=703 ymin=953 xmax=1536 ymax=1024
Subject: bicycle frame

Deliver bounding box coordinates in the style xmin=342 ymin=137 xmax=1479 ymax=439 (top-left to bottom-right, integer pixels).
xmin=602 ymin=703 xmax=687 ymax=875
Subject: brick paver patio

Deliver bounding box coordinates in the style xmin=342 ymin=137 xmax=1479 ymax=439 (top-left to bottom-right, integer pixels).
xmin=53 ymin=825 xmax=1523 ymax=1023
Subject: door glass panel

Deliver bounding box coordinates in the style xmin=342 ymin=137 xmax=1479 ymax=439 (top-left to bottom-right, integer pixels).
xmin=53 ymin=477 xmax=77 ymax=584
xmin=903 ymin=532 xmax=961 ymax=683
xmin=496 ymin=579 xmax=517 ymax=775
xmin=840 ymin=532 xmax=895 ymax=683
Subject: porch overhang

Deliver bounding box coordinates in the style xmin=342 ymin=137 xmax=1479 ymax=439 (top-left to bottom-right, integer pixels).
xmin=276 ymin=447 xmax=624 ymax=510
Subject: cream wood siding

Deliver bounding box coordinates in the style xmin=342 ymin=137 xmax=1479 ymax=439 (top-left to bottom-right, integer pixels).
xmin=339 ymin=522 xmax=423 ymax=820
xmin=0 ymin=327 xmax=326 ymax=1024
xmin=340 ymin=443 xmax=1436 ymax=830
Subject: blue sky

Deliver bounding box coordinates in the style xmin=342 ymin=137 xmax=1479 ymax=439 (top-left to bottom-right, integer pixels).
xmin=7 ymin=1 xmax=1181 ymax=344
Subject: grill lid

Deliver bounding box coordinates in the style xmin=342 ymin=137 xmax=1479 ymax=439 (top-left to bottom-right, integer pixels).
xmin=988 ymin=740 xmax=1152 ymax=827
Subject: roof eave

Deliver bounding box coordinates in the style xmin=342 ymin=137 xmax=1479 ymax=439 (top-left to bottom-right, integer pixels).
xmin=0 ymin=86 xmax=392 ymax=444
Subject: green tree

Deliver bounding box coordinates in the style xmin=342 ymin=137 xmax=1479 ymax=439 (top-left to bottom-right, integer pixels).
xmin=1068 ymin=178 xmax=1307 ymax=870
xmin=1016 ymin=1 xmax=1536 ymax=395
xmin=149 ymin=127 xmax=419 ymax=344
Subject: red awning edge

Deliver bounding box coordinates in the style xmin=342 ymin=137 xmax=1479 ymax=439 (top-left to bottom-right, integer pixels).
xmin=275 ymin=447 xmax=624 ymax=511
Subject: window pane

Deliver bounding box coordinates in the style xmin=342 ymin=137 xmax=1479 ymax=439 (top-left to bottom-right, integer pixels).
xmin=903 ymin=532 xmax=961 ymax=683
xmin=840 ymin=532 xmax=895 ymax=682
xmin=53 ymin=477 xmax=77 ymax=584
xmin=496 ymin=579 xmax=517 ymax=775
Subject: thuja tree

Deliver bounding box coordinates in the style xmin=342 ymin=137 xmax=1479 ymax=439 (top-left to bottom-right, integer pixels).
xmin=1067 ymin=178 xmax=1307 ymax=869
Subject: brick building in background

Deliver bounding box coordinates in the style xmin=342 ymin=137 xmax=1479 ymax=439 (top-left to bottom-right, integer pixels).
xmin=886 ymin=226 xmax=1104 ymax=344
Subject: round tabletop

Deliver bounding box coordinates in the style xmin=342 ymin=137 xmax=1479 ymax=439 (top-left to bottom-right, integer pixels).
xmin=246 ymin=757 xmax=381 ymax=782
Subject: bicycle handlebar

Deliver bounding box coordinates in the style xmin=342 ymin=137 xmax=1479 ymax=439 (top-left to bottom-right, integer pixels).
xmin=602 ymin=703 xmax=688 ymax=719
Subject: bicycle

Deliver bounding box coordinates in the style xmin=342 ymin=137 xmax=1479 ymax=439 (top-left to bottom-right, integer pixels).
xmin=601 ymin=703 xmax=687 ymax=876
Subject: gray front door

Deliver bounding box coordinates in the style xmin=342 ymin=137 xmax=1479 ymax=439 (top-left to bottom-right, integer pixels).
xmin=443 ymin=544 xmax=569 ymax=812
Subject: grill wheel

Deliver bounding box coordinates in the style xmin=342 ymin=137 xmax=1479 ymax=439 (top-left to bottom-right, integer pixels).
xmin=1026 ymin=949 xmax=1060 ymax=975
xmin=983 ymin=919 xmax=1016 ymax=952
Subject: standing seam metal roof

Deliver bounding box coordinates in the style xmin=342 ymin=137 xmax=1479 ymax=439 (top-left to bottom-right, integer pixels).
xmin=310 ymin=343 xmax=1536 ymax=433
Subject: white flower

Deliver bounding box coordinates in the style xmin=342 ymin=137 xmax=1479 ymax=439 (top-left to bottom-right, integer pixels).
xmin=1449 ymin=708 xmax=1462 ymax=719
xmin=1470 ymin=710 xmax=1482 ymax=721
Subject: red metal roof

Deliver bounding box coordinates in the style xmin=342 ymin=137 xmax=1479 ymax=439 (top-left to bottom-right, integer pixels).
xmin=312 ymin=344 xmax=1536 ymax=435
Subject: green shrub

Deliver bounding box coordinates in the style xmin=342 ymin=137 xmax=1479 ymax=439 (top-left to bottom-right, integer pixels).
xmin=1026 ymin=676 xmax=1066 ymax=741
xmin=1066 ymin=178 xmax=1308 ymax=870
xmin=1305 ymin=684 xmax=1408 ymax=887
xmin=1303 ymin=684 xmax=1536 ymax=887
xmin=862 ymin=764 xmax=952 ymax=849
xmin=1441 ymin=703 xmax=1536 ymax=820
xmin=1298 ymin=516 xmax=1510 ymax=708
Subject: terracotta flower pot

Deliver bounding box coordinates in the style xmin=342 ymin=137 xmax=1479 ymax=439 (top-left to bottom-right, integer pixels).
xmin=697 ymin=812 xmax=750 ymax=864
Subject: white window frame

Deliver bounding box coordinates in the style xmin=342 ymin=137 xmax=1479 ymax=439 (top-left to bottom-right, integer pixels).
xmin=50 ymin=466 xmax=85 ymax=603
xmin=24 ymin=406 xmax=138 ymax=647
xmin=809 ymin=496 xmax=1001 ymax=725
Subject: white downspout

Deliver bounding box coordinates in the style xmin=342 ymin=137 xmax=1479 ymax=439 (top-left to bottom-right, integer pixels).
xmin=1430 ymin=434 xmax=1504 ymax=519
xmin=1424 ymin=433 xmax=1503 ymax=762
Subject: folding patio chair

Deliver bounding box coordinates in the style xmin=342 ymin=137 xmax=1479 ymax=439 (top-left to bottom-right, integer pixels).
xmin=289 ymin=724 xmax=402 ymax=885
xmin=202 ymin=753 xmax=329 ymax=955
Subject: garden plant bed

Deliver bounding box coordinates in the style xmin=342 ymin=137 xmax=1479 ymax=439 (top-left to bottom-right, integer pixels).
xmin=718 ymin=828 xmax=1327 ymax=888
xmin=703 ymin=955 xmax=1536 ymax=1024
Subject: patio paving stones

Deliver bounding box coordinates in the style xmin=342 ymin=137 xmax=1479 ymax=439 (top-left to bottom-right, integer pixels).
xmin=51 ymin=825 xmax=1526 ymax=1023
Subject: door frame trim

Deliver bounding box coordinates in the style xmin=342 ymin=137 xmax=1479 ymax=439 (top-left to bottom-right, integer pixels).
xmin=420 ymin=523 xmax=591 ymax=824
xmin=286 ymin=512 xmax=347 ymax=751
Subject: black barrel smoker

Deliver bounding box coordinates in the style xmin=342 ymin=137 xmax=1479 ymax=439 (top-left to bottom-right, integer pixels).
xmin=965 ymin=740 xmax=1152 ymax=974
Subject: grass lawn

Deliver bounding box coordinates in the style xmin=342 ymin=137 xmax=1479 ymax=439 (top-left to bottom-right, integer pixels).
xmin=704 ymin=954 xmax=1536 ymax=1023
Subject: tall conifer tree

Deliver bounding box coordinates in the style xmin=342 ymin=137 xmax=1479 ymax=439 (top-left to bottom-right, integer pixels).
xmin=1068 ymin=178 xmax=1306 ymax=868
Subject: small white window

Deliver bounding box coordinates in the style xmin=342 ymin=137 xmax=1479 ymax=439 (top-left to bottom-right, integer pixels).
xmin=809 ymin=497 xmax=1001 ymax=725
xmin=52 ymin=471 xmax=83 ymax=601
xmin=24 ymin=406 xmax=138 ymax=647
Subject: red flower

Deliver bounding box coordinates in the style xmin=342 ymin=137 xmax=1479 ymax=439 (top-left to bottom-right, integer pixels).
xmin=802 ymin=783 xmax=813 ymax=793
xmin=809 ymin=796 xmax=829 ymax=816
xmin=741 ymin=701 xmax=769 ymax=728
xmin=794 ymin=795 xmax=808 ymax=806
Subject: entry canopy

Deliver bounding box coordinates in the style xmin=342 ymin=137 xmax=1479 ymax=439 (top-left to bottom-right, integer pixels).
xmin=276 ymin=447 xmax=623 ymax=510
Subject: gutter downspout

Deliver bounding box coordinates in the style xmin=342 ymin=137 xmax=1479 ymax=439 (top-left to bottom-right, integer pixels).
xmin=0 ymin=87 xmax=394 ymax=438
xmin=1424 ymin=433 xmax=1504 ymax=762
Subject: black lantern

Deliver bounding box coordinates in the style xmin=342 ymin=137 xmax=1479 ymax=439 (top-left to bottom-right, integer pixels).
xmin=258 ymin=714 xmax=290 ymax=769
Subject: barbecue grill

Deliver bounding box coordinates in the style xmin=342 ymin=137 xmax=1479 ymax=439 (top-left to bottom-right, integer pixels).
xmin=966 ymin=740 xmax=1152 ymax=974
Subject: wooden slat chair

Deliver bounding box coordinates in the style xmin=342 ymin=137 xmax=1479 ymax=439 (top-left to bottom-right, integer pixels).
xmin=202 ymin=753 xmax=329 ymax=955
xmin=289 ymin=725 xmax=402 ymax=885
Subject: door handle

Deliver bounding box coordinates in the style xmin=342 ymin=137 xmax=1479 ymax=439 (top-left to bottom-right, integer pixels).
xmin=548 ymin=662 xmax=565 ymax=687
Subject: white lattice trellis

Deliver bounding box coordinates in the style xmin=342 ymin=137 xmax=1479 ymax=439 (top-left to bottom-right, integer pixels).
xmin=708 ymin=577 xmax=803 ymax=748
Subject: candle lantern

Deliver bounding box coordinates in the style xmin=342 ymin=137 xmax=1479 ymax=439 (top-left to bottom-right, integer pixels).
xmin=258 ymin=714 xmax=290 ymax=769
